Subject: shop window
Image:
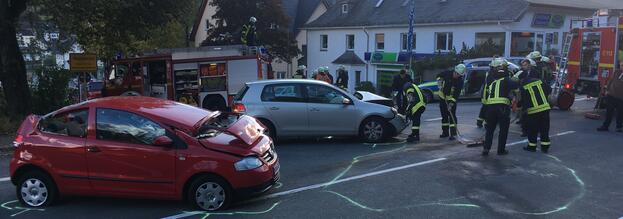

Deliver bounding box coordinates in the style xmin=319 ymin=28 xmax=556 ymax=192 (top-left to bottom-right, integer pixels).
xmin=511 ymin=32 xmax=535 ymax=57
xmin=475 ymin=32 xmax=506 ymax=56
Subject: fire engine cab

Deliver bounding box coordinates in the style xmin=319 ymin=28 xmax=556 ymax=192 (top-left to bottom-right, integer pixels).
xmin=564 ymin=15 xmax=622 ymax=100
xmin=103 ymin=45 xmax=272 ymax=111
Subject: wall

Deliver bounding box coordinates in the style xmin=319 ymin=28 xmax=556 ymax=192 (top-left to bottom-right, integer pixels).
xmin=193 ymin=0 xmax=217 ymax=47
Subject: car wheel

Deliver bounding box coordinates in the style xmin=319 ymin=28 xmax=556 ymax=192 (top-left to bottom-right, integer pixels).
xmin=422 ymin=89 xmax=434 ymax=104
xmin=16 ymin=171 xmax=58 ymax=208
xmin=258 ymin=119 xmax=277 ymax=140
xmin=359 ymin=117 xmax=387 ymax=143
xmin=187 ymin=175 xmax=232 ymax=211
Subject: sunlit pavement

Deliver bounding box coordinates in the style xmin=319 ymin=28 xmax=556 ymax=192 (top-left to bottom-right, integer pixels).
xmin=2 ymin=96 xmax=623 ymax=219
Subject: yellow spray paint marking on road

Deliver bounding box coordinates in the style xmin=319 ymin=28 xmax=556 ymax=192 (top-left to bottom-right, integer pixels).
xmin=1 ymin=200 xmax=45 ymax=217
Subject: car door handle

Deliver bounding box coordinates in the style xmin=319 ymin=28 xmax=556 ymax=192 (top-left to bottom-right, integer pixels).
xmin=269 ymin=107 xmax=280 ymax=110
xmin=87 ymin=146 xmax=101 ymax=153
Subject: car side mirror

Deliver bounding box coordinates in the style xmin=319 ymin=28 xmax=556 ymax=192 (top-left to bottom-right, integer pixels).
xmin=342 ymin=98 xmax=352 ymax=105
xmin=153 ymin=136 xmax=173 ymax=147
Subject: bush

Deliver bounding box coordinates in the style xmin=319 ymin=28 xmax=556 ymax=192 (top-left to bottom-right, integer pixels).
xmin=0 ymin=90 xmax=21 ymax=135
xmin=31 ymin=66 xmax=73 ymax=115
xmin=355 ymin=81 xmax=376 ymax=93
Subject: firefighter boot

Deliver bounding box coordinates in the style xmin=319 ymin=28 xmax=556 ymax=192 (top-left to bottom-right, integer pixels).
xmin=408 ymin=130 xmax=420 ymax=143
xmin=541 ymin=141 xmax=551 ymax=153
xmin=448 ymin=126 xmax=457 ymax=140
xmin=523 ymin=144 xmax=537 ymax=152
xmin=476 ymin=119 xmax=484 ymax=128
xmin=439 ymin=126 xmax=449 ymax=138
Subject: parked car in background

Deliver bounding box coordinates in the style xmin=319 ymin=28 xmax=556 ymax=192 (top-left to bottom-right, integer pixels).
xmin=10 ymin=96 xmax=279 ymax=211
xmin=418 ymin=57 xmax=521 ymax=102
xmin=233 ymin=80 xmax=408 ymax=143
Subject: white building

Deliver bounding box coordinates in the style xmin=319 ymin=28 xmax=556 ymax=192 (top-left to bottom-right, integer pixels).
xmin=303 ymin=0 xmax=621 ymax=94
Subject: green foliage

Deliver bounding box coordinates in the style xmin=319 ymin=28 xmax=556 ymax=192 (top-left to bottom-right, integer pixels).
xmin=30 ymin=67 xmax=73 ymax=115
xmin=459 ymin=39 xmax=504 ymax=59
xmin=0 ymin=91 xmax=22 ymax=134
xmin=204 ymin=0 xmax=300 ymax=62
xmin=35 ymin=0 xmax=197 ymax=58
xmin=355 ymin=81 xmax=376 ymax=93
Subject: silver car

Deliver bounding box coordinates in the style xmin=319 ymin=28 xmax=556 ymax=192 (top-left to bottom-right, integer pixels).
xmin=232 ymin=80 xmax=408 ymax=143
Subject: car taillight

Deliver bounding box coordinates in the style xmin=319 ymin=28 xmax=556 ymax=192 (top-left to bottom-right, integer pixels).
xmin=564 ymin=84 xmax=571 ymax=89
xmin=13 ymin=134 xmax=24 ymax=147
xmin=233 ymin=103 xmax=246 ymax=113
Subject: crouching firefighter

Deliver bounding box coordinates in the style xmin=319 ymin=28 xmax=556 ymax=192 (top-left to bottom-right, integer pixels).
xmin=483 ymin=58 xmax=519 ymax=156
xmin=404 ymin=81 xmax=426 ymax=143
xmin=519 ymin=76 xmax=552 ymax=153
xmin=437 ymin=64 xmax=465 ymax=140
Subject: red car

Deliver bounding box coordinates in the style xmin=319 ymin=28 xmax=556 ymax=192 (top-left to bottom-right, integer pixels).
xmin=9 ymin=96 xmax=279 ymax=211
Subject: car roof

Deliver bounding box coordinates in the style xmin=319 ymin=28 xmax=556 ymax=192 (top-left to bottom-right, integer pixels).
xmin=246 ymin=79 xmax=331 ymax=86
xmin=85 ymin=96 xmax=214 ymax=131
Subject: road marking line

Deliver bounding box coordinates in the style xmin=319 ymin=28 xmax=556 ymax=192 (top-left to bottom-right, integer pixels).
xmin=259 ymin=158 xmax=446 ymax=200
xmin=425 ymin=117 xmax=442 ymax=122
xmin=505 ymin=131 xmax=575 ymax=147
xmin=0 ymin=177 xmax=10 ymax=182
xmin=162 ymin=211 xmax=202 ymax=219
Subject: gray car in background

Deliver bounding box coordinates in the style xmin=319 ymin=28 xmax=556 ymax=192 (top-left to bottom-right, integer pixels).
xmin=232 ymin=80 xmax=408 ymax=143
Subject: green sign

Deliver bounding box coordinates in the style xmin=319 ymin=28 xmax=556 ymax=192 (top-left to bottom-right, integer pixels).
xmin=371 ymin=52 xmax=398 ymax=63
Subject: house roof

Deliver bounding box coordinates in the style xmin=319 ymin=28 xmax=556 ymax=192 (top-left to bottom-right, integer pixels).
xmin=332 ymin=51 xmax=366 ymax=65
xmin=304 ymin=0 xmax=604 ymax=29
xmin=527 ymin=0 xmax=623 ymax=9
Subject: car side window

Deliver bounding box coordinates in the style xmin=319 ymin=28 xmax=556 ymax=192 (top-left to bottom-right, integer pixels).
xmin=306 ymin=85 xmax=349 ymax=104
xmin=261 ymin=84 xmax=304 ymax=102
xmin=96 ymin=108 xmax=166 ymax=145
xmin=39 ymin=110 xmax=88 ymax=138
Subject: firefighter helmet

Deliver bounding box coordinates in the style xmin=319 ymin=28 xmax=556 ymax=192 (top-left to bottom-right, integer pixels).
xmin=454 ymin=64 xmax=466 ymax=76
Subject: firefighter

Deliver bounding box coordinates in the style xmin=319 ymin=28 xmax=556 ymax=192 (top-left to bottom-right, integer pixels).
xmin=392 ymin=69 xmax=413 ymax=114
xmin=483 ymin=58 xmax=520 ymax=156
xmin=477 ymin=64 xmax=496 ymax=128
xmin=404 ymin=81 xmax=426 ymax=143
xmin=336 ymin=65 xmax=349 ymax=90
xmin=527 ymin=51 xmax=554 ymax=85
xmin=519 ymin=75 xmax=552 ymax=153
xmin=513 ymin=59 xmax=538 ymax=137
xmin=293 ymin=65 xmax=307 ymax=79
xmin=438 ymin=64 xmax=465 ymax=140
xmin=241 ymin=17 xmax=258 ymax=46
xmin=315 ymin=66 xmax=332 ymax=83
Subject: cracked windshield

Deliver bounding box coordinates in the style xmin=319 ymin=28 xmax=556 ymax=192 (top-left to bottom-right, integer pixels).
xmin=1 ymin=0 xmax=623 ymax=218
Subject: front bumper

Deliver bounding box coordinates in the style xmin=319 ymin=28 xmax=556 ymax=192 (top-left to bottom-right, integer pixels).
xmin=234 ymin=160 xmax=280 ymax=198
xmin=388 ymin=114 xmax=409 ymax=136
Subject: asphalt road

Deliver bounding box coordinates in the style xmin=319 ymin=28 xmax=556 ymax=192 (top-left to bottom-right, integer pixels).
xmin=1 ymin=96 xmax=623 ymax=219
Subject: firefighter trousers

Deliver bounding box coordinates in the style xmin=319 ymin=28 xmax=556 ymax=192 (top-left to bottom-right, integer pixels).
xmin=409 ymin=107 xmax=425 ymax=136
xmin=439 ymin=100 xmax=457 ymax=136
xmin=602 ymin=95 xmax=623 ymax=129
xmin=484 ymin=105 xmax=511 ymax=152
xmin=477 ymin=104 xmax=487 ymax=126
xmin=525 ymin=111 xmax=551 ymax=149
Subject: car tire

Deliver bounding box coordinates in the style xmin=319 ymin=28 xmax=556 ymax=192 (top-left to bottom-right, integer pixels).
xmin=16 ymin=170 xmax=58 ymax=208
xmin=187 ymin=175 xmax=232 ymax=211
xmin=422 ymin=89 xmax=434 ymax=104
xmin=258 ymin=119 xmax=277 ymax=140
xmin=359 ymin=117 xmax=388 ymax=143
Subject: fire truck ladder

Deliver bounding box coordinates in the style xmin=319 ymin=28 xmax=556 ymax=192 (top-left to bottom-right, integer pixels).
xmin=552 ymin=33 xmax=574 ymax=96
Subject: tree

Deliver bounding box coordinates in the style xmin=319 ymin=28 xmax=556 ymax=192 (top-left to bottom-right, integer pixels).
xmin=0 ymin=0 xmax=196 ymax=117
xmin=0 ymin=0 xmax=31 ymax=117
xmin=203 ymin=0 xmax=299 ymax=62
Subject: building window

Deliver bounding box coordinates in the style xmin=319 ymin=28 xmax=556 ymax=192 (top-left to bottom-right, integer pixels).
xmin=511 ymin=32 xmax=535 ymax=57
xmin=342 ymin=4 xmax=349 ymax=14
xmin=346 ymin=34 xmax=355 ymax=51
xmin=435 ymin=32 xmax=453 ymax=51
xmin=401 ymin=33 xmax=416 ymax=51
xmin=375 ymin=34 xmax=385 ymax=51
xmin=475 ymin=32 xmax=506 ymax=56
xmin=355 ymin=71 xmax=361 ymax=84
xmin=320 ymin=35 xmax=328 ymax=51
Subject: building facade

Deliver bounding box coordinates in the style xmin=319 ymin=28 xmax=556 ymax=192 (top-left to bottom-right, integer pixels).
xmin=303 ymin=0 xmax=613 ymax=94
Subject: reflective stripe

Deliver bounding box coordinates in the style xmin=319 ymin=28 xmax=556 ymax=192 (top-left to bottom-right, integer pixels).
xmin=449 ymin=124 xmax=456 ymax=127
xmin=541 ymin=141 xmax=551 ymax=146
xmin=442 ymin=123 xmax=450 ymax=126
xmin=523 ymin=80 xmax=551 ymax=114
xmin=406 ymin=84 xmax=426 ymax=114
xmin=528 ymin=142 xmax=537 ymax=147
xmin=412 ymin=126 xmax=420 ymax=130
xmin=446 ymin=97 xmax=456 ymax=102
xmin=486 ymin=78 xmax=511 ymax=105
xmin=477 ymin=118 xmax=484 ymax=121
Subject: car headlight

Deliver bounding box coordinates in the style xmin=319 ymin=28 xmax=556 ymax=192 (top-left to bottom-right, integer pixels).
xmin=234 ymin=157 xmax=263 ymax=171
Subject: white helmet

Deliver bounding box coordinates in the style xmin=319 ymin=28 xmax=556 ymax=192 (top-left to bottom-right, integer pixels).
xmin=454 ymin=64 xmax=466 ymax=76
xmin=298 ymin=65 xmax=306 ymax=70
xmin=249 ymin=17 xmax=257 ymax=23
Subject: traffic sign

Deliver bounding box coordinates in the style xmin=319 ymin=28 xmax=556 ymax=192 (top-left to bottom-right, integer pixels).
xmin=69 ymin=53 xmax=97 ymax=72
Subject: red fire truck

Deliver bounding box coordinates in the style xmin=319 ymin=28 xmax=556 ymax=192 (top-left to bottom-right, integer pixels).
xmin=562 ymin=16 xmax=622 ymax=106
xmin=103 ymin=45 xmax=272 ymax=111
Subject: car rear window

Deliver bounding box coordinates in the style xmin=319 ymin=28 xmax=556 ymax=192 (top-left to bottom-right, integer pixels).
xmin=234 ymin=85 xmax=249 ymax=101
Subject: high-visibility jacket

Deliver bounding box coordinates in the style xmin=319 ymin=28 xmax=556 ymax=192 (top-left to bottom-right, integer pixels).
xmin=404 ymin=84 xmax=426 ymax=115
xmin=481 ymin=71 xmax=494 ymax=104
xmin=485 ymin=76 xmax=519 ymax=106
xmin=520 ymin=78 xmax=551 ymax=114
xmin=437 ymin=70 xmax=463 ymax=102
xmin=315 ymin=73 xmax=332 ymax=83
xmin=292 ymin=74 xmax=305 ymax=79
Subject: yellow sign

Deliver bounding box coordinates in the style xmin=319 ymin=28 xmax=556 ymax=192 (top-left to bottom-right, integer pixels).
xmin=69 ymin=53 xmax=97 ymax=72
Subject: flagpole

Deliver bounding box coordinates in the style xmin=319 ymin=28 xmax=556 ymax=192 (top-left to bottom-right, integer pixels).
xmin=407 ymin=0 xmax=416 ymax=82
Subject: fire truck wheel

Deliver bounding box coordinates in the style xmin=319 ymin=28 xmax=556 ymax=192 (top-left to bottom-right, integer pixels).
xmin=557 ymin=91 xmax=575 ymax=111
xmin=202 ymin=95 xmax=227 ymax=112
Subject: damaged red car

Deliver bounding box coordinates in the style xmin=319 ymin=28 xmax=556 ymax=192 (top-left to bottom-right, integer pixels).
xmin=9 ymin=96 xmax=279 ymax=211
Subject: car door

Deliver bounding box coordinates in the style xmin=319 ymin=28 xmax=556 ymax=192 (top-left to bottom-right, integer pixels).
xmin=86 ymin=108 xmax=176 ymax=196
xmin=305 ymin=84 xmax=358 ymax=135
xmin=465 ymin=69 xmax=487 ymax=98
xmin=34 ymin=109 xmax=91 ymax=194
xmin=260 ymin=83 xmax=309 ymax=136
